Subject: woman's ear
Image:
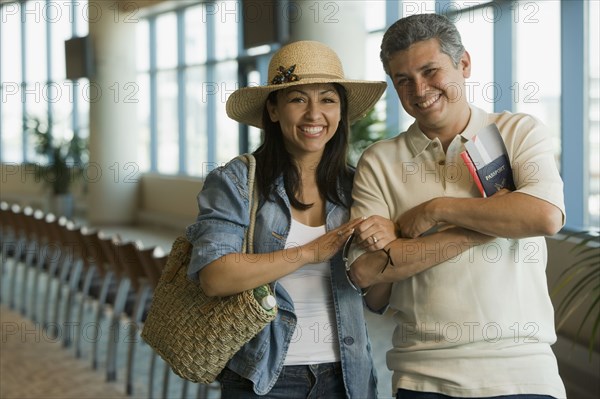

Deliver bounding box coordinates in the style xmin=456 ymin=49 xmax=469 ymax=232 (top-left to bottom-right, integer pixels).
xmin=266 ymin=100 xmax=279 ymax=123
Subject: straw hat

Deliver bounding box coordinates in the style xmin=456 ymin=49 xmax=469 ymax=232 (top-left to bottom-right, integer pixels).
xmin=226 ymin=40 xmax=387 ymax=129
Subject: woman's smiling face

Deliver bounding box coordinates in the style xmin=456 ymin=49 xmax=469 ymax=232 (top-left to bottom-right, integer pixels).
xmin=267 ymin=83 xmax=341 ymax=159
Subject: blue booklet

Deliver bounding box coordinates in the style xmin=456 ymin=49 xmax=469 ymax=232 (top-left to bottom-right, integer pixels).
xmin=461 ymin=124 xmax=516 ymax=197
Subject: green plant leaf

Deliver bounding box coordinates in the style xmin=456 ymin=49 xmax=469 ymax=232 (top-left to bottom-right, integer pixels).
xmin=552 ymin=230 xmax=600 ymax=359
xmin=555 ymin=272 xmax=597 ymax=319
xmin=589 ymin=301 xmax=600 ymax=356
xmin=552 ymin=260 xmax=599 ymax=297
xmin=572 ymin=286 xmax=599 ymax=355
xmin=26 ymin=115 xmax=88 ymax=195
xmin=349 ymin=108 xmax=389 ymax=166
xmin=556 ymin=289 xmax=593 ymax=331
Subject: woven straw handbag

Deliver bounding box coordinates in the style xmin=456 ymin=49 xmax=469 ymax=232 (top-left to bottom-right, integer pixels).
xmin=141 ymin=154 xmax=277 ymax=384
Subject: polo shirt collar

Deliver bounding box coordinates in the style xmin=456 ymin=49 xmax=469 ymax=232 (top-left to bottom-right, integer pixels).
xmin=458 ymin=105 xmax=488 ymax=140
xmin=405 ymin=105 xmax=488 ymax=157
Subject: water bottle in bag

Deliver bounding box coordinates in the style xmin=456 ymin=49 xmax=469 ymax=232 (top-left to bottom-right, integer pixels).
xmin=253 ymin=285 xmax=276 ymax=313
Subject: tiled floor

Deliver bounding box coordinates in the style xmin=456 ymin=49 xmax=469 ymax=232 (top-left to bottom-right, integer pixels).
xmin=0 ymin=223 xmax=396 ymax=399
xmin=0 ymin=225 xmax=222 ymax=399
xmin=0 ymin=304 xmax=129 ymax=399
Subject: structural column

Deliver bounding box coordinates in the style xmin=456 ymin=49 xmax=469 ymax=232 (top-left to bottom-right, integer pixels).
xmin=87 ymin=0 xmax=138 ymax=224
xmin=288 ymin=1 xmax=367 ymax=79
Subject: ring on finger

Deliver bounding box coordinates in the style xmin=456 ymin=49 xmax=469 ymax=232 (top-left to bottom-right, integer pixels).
xmin=372 ymin=235 xmax=378 ymax=244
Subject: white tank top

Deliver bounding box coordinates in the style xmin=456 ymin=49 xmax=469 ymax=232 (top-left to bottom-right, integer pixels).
xmin=278 ymin=219 xmax=341 ymax=365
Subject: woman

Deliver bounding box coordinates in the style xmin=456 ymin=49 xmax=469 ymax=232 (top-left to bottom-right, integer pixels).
xmin=187 ymin=41 xmax=388 ymax=398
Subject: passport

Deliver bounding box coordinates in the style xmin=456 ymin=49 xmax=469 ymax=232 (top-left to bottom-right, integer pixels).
xmin=461 ymin=124 xmax=516 ymax=198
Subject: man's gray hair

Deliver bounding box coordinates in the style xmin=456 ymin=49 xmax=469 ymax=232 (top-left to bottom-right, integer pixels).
xmin=380 ymin=13 xmax=465 ymax=76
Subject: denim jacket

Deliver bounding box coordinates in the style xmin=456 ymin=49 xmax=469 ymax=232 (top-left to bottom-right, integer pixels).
xmin=186 ymin=156 xmax=378 ymax=398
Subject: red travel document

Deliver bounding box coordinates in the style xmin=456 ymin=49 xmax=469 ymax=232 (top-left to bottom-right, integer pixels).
xmin=461 ymin=124 xmax=516 ymax=197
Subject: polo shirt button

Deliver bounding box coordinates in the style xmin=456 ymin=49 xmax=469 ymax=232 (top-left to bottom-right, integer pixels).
xmin=343 ymin=336 xmax=354 ymax=345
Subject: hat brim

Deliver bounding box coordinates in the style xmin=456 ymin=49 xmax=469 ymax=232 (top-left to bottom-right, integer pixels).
xmin=226 ymin=78 xmax=387 ymax=129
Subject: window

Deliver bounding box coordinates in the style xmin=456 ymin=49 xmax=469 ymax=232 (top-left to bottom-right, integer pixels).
xmin=184 ymin=6 xmax=208 ymax=175
xmin=365 ymin=1 xmax=386 ymax=32
xmin=514 ymin=1 xmax=561 ymax=158
xmin=0 ymin=0 xmax=88 ymax=164
xmin=387 ymin=2 xmax=494 ymax=131
xmin=1 ymin=2 xmax=23 ymax=162
xmin=588 ymin=0 xmax=599 ymax=229
xmin=137 ymin=1 xmax=239 ymax=176
xmin=185 ymin=66 xmax=209 ymax=175
xmin=454 ymin=7 xmax=494 ymax=113
xmin=154 ymin=12 xmax=179 ymax=175
xmin=129 ymin=0 xmax=593 ymax=230
xmin=559 ymin=0 xmax=595 ymax=231
xmin=136 ymin=19 xmax=151 ymax=171
xmin=376 ymin=1 xmax=592 ymax=231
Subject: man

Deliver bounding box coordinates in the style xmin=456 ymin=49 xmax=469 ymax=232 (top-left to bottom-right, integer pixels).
xmin=347 ymin=13 xmax=566 ymax=399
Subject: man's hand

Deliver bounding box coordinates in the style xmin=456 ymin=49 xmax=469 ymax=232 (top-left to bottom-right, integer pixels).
xmin=397 ymin=199 xmax=438 ymax=238
xmin=348 ymin=246 xmax=389 ymax=288
xmin=354 ymin=215 xmax=398 ymax=251
xmin=397 ymin=189 xmax=512 ymax=238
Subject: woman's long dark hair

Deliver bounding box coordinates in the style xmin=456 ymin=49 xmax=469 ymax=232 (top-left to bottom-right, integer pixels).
xmin=253 ymin=83 xmax=352 ymax=210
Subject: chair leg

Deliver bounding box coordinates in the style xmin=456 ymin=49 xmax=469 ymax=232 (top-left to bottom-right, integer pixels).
xmin=41 ymin=245 xmax=61 ymax=327
xmin=92 ymin=271 xmax=114 ymax=370
xmin=74 ymin=266 xmax=96 ymax=358
xmin=125 ymin=324 xmax=138 ymax=395
xmin=20 ymin=240 xmax=37 ymax=315
xmin=181 ymin=379 xmax=189 ymax=399
xmin=0 ymin=239 xmax=18 ymax=303
xmin=8 ymin=237 xmax=25 ymax=309
xmin=126 ymin=285 xmax=152 ymax=395
xmin=49 ymin=256 xmax=73 ymax=338
xmin=1 ymin=250 xmax=13 ymax=304
xmin=106 ymin=277 xmax=131 ymax=382
xmin=63 ymin=259 xmax=83 ymax=347
xmin=30 ymin=242 xmax=48 ymax=323
xmin=42 ymin=259 xmax=58 ymax=328
xmin=162 ymin=364 xmax=171 ymax=399
xmin=196 ymin=382 xmax=210 ymax=399
xmin=149 ymin=351 xmax=158 ymax=398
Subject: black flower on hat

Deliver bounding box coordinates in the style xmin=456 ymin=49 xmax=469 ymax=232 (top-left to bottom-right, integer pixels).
xmin=271 ymin=65 xmax=299 ymax=85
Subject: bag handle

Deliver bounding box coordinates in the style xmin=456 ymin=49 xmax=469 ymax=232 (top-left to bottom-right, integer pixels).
xmin=191 ymin=154 xmax=260 ymax=307
xmin=239 ymin=154 xmax=258 ymax=255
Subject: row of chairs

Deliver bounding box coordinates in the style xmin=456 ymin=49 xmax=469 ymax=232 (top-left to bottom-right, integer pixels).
xmin=0 ymin=201 xmax=217 ymax=398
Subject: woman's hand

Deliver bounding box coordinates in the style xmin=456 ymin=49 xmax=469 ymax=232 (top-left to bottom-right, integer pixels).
xmin=295 ymin=217 xmax=364 ymax=264
xmin=353 ymin=215 xmax=398 ymax=251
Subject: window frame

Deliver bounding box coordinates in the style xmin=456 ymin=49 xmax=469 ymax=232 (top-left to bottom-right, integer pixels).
xmin=3 ymin=0 xmax=593 ymax=230
xmin=139 ymin=1 xmax=245 ymax=176
xmin=0 ymin=0 xmax=86 ymax=164
xmin=560 ymin=0 xmax=588 ymax=231
xmin=378 ymin=0 xmax=592 ymax=231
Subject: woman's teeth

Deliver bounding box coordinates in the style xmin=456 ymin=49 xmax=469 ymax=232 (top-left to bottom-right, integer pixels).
xmin=301 ymin=126 xmax=324 ymax=134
